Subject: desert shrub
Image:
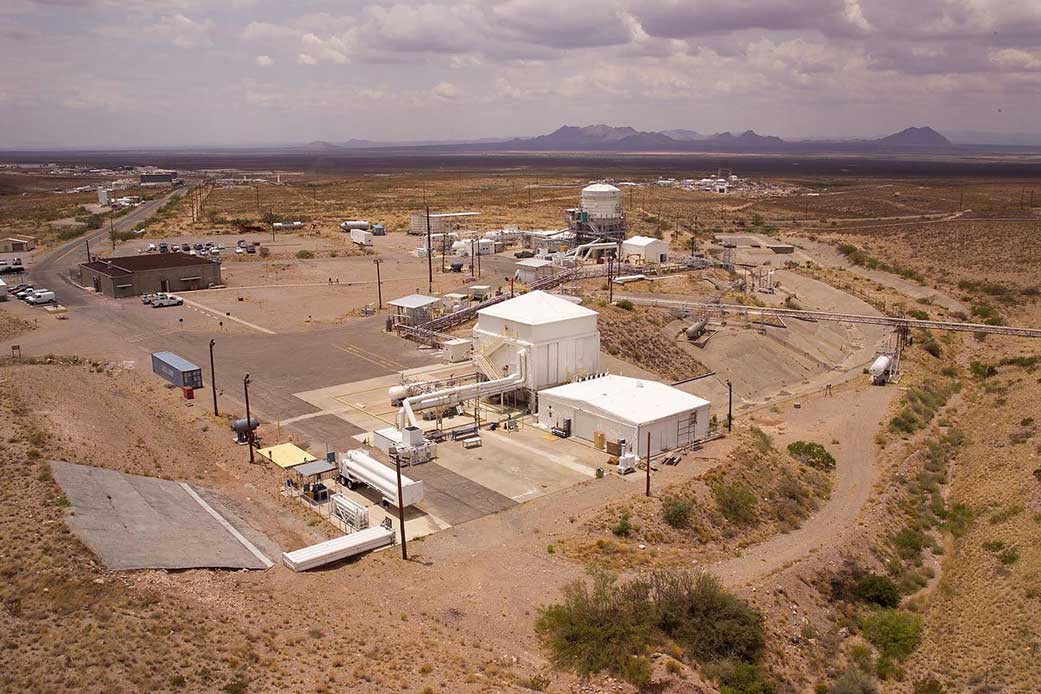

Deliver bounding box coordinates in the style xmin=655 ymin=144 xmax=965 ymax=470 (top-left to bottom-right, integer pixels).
xmin=893 ymin=527 xmax=928 ymax=560
xmin=787 ymin=441 xmax=836 ymax=471
xmin=295 ymin=249 xmax=314 ymax=259
xmin=941 ymin=503 xmax=973 ymax=537
xmin=258 ymin=246 xmax=270 ymax=257
xmin=749 ymin=427 xmax=772 ymax=453
xmin=853 ymin=574 xmax=901 ymax=608
xmin=829 ymin=665 xmax=877 ymax=694
xmin=922 ymin=340 xmax=942 ymax=358
xmin=615 ymin=299 xmax=634 ymax=311
xmin=713 ymin=483 xmax=758 ymax=525
xmin=537 ymin=571 xmax=766 ymax=686
xmin=709 ymin=660 xmax=774 ymax=694
xmin=57 ymin=227 xmax=88 ymax=241
xmin=859 ymin=609 xmax=922 ymax=660
xmin=662 ymin=497 xmax=693 ymax=528
xmin=969 ymin=361 xmax=997 ymax=379
xmin=612 ymin=513 xmax=633 ymax=537
xmin=520 ymin=673 xmax=551 ymax=691
xmin=914 ymin=676 xmax=945 ymax=693
xmin=535 ymin=572 xmax=656 ymax=682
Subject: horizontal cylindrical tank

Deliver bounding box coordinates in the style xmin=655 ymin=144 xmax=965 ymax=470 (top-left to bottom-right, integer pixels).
xmin=869 ymin=355 xmax=892 ymax=383
xmin=231 ymin=416 xmax=260 ymax=433
xmin=685 ymin=320 xmax=707 ymax=340
xmin=389 ymin=385 xmax=409 ymax=405
xmin=340 ymin=220 xmax=370 ymax=231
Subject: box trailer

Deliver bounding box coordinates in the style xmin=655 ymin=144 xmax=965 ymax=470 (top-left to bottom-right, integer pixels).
xmin=281 ymin=524 xmax=395 ymax=572
xmin=339 ymin=449 xmax=424 ymax=508
xmin=351 ymin=228 xmax=374 ymax=247
xmin=151 ymin=351 xmax=203 ymax=388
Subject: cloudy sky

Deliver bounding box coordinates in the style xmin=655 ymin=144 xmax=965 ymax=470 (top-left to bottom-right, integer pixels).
xmin=3 ymin=0 xmax=1041 ymax=147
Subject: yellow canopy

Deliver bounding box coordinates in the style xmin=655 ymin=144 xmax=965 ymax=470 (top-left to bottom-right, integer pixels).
xmin=257 ymin=442 xmax=318 ymax=469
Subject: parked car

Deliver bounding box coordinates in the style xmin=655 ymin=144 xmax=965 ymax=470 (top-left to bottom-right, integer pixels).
xmin=158 ymin=243 xmax=169 ymax=253
xmin=245 ymin=245 xmax=257 ymax=254
xmin=12 ymin=258 xmax=22 ymax=266
xmin=209 ymin=248 xmax=220 ymax=257
xmin=9 ymin=283 xmax=29 ymax=294
xmin=205 ymin=241 xmax=216 ymax=248
xmin=146 ymin=243 xmax=157 ymax=252
xmin=514 ymin=250 xmax=535 ymax=258
xmin=237 ymin=239 xmax=248 ymax=248
xmin=14 ymin=286 xmax=36 ymax=299
xmin=193 ymin=243 xmax=205 ymax=251
xmin=181 ymin=244 xmax=191 ymax=252
xmin=0 ymin=260 xmax=7 ymax=267
xmin=26 ymin=291 xmax=56 ymax=306
xmin=20 ymin=289 xmax=49 ymax=302
xmin=141 ymin=293 xmax=160 ymax=304
xmin=234 ymin=247 xmax=245 ymax=255
xmin=151 ymin=294 xmax=184 ymax=308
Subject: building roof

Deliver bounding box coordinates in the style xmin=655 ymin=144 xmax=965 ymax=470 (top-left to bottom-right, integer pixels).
xmin=582 ymin=183 xmax=620 ymax=194
xmin=388 ymin=294 xmax=441 ymax=310
xmin=81 ymin=253 xmax=218 ymax=276
xmin=290 ymin=460 xmax=337 ymax=478
xmin=258 ymin=442 xmax=318 ymax=470
xmin=152 ymin=351 xmax=200 ymax=372
xmin=538 ymin=375 xmax=710 ymax=426
xmin=623 ymin=235 xmax=665 ymax=247
xmin=477 ymin=290 xmax=596 ymax=325
xmin=516 ymin=258 xmax=554 ymax=268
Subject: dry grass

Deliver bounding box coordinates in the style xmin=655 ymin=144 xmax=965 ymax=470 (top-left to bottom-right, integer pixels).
xmin=595 ymin=302 xmax=709 ymax=381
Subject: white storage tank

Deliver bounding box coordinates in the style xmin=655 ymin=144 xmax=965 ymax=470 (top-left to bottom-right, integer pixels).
xmin=581 ymin=183 xmax=623 ymax=220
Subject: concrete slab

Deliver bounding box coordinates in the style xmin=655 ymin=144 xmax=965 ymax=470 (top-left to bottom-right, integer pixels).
xmin=406 ymin=462 xmax=517 ymax=526
xmin=51 ymin=461 xmax=274 ymax=570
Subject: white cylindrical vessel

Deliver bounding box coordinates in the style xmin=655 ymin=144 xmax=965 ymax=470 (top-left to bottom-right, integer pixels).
xmin=581 ymin=183 xmax=622 ymax=219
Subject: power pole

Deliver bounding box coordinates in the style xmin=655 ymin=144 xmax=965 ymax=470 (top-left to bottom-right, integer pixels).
xmin=425 ymin=205 xmax=433 ymax=294
xmin=644 ymin=431 xmax=651 ymax=497
xmin=607 ymin=256 xmax=614 ymax=303
xmin=394 ymin=455 xmax=408 ymax=560
xmin=109 ymin=216 xmax=116 ymax=252
xmin=209 ymin=339 xmax=218 ymax=416
xmin=85 ymin=238 xmax=91 ymax=262
xmin=373 ymin=258 xmax=383 ymax=309
xmin=726 ymin=379 xmax=733 ymax=432
xmin=243 ymin=374 xmax=255 ymax=465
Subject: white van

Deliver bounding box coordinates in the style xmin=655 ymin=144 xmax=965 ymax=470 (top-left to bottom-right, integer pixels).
xmin=26 ymin=291 xmax=56 ymax=305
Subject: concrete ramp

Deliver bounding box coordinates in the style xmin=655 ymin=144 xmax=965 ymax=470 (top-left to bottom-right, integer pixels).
xmin=51 ymin=461 xmax=274 ymax=571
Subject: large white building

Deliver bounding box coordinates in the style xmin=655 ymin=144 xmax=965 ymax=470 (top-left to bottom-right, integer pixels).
xmin=537 ymin=375 xmax=711 ymax=456
xmin=473 ymin=291 xmax=600 ymax=393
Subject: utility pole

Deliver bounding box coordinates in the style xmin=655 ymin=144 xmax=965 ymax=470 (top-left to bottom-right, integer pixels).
xmin=373 ymin=258 xmax=383 ymax=309
xmin=645 ymin=431 xmax=651 ymax=497
xmin=209 ymin=339 xmax=218 ymax=417
xmin=726 ymin=379 xmax=733 ymax=432
xmin=243 ymin=374 xmax=255 ymax=465
xmin=476 ymin=239 xmax=481 ymax=277
xmin=85 ymin=238 xmax=91 ymax=263
xmin=425 ymin=205 xmax=433 ymax=294
xmin=470 ymin=239 xmax=475 ymax=278
xmin=394 ymin=455 xmax=408 ymax=560
xmin=607 ymin=256 xmax=614 ymax=303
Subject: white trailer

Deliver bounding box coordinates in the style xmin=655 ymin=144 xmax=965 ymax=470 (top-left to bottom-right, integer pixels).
xmin=351 ymin=228 xmax=374 ymax=247
xmin=339 ymin=449 xmax=424 ymax=508
xmin=281 ymin=524 xmax=394 ymax=572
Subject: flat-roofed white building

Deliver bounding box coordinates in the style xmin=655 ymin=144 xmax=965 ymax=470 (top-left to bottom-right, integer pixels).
xmin=537 ymin=375 xmax=710 ymax=456
xmin=473 ymin=290 xmax=599 ymax=392
xmin=622 ymin=235 xmax=669 ymax=264
xmin=514 ymin=257 xmax=557 ymax=284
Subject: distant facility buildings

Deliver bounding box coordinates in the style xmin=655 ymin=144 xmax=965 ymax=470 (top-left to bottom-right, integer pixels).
xmin=139 ymin=171 xmax=178 ymax=186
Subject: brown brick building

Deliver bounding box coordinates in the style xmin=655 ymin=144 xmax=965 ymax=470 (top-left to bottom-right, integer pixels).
xmin=78 ymin=254 xmax=222 ymax=298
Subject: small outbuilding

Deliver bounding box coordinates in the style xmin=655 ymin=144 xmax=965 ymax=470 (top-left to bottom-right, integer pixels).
xmin=536 ymin=375 xmax=710 ymax=456
xmin=514 ymin=258 xmax=557 ymax=285
xmin=622 ymin=235 xmax=669 ymax=264
xmin=0 ymin=235 xmax=36 ymax=253
xmin=388 ymin=294 xmax=441 ymax=326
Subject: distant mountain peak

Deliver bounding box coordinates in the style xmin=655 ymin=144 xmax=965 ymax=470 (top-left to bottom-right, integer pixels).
xmin=878 ymin=126 xmax=951 ymax=146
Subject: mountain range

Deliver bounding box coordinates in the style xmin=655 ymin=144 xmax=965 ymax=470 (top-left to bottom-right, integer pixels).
xmin=301 ymin=124 xmax=956 ymax=153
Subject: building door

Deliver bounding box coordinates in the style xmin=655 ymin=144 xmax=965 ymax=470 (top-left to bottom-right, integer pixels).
xmin=91 ymin=276 xmax=100 ymax=292
xmin=160 ymin=279 xmax=170 ymax=292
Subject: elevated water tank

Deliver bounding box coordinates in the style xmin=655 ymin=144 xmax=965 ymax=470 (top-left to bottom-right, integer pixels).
xmin=581 ymin=183 xmax=622 ymax=220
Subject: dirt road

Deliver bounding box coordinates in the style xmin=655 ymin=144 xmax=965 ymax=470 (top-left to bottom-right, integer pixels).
xmin=711 ymin=383 xmax=897 ymax=588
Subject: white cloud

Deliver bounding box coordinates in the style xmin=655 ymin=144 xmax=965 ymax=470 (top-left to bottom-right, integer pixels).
xmin=141 ymin=13 xmax=213 ymax=49
xmin=255 ymin=54 xmax=273 ymax=67
xmin=432 ymin=81 xmax=462 ymax=100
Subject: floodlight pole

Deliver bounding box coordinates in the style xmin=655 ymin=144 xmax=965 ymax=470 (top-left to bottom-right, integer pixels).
xmin=645 ymin=431 xmax=651 ymax=497
xmin=243 ymin=373 xmax=255 ymax=464
xmin=209 ymin=339 xmax=218 ymax=416
xmin=373 ymin=258 xmax=383 ymax=309
xmin=394 ymin=455 xmax=408 ymax=560
xmin=425 ymin=205 xmax=433 ymax=294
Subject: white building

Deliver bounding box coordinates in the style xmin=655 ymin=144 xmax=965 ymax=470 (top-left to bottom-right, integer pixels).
xmin=622 ymin=235 xmax=669 ymax=264
xmin=388 ymin=294 xmax=441 ymax=326
xmin=514 ymin=258 xmax=557 ymax=284
xmin=473 ymin=290 xmax=600 ymax=392
xmin=537 ymin=375 xmax=710 ymax=456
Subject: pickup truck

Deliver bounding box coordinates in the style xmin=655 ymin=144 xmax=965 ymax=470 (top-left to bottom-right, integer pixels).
xmin=151 ymin=294 xmax=184 ymax=308
xmin=141 ymin=293 xmax=160 ymax=304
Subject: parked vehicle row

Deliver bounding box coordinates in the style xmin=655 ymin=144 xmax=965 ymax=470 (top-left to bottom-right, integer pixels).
xmin=142 ymin=293 xmax=184 ymax=308
xmin=8 ymin=283 xmax=56 ymax=306
xmin=146 ymin=241 xmax=223 ymax=257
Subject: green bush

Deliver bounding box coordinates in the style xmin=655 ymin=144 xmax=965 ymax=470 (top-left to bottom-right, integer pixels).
xmin=710 ymin=660 xmax=774 ymax=694
xmin=662 ymin=497 xmax=693 ymax=528
xmin=295 ymin=249 xmax=315 ymax=259
xmin=713 ymin=483 xmax=758 ymax=525
xmin=787 ymin=441 xmax=836 ymax=471
xmin=829 ymin=665 xmax=877 ymax=694
xmin=893 ymin=527 xmax=928 ymax=560
xmin=612 ymin=513 xmax=633 ymax=537
xmin=536 ymin=570 xmax=766 ymax=686
xmin=859 ymin=609 xmax=922 ymax=660
xmin=853 ymin=574 xmax=901 ymax=608
xmin=749 ymin=427 xmax=772 ymax=453
xmin=615 ymin=299 xmax=634 ymax=311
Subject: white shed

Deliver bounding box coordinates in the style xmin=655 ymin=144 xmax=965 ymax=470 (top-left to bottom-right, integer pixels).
xmin=622 ymin=235 xmax=669 ymax=264
xmin=388 ymin=294 xmax=440 ymax=326
xmin=537 ymin=375 xmax=710 ymax=456
xmin=514 ymin=258 xmax=557 ymax=284
xmin=473 ymin=290 xmax=600 ymax=391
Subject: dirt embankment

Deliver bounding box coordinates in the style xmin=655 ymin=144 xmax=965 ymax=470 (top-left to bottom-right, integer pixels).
xmin=597 ymin=303 xmax=709 ymax=381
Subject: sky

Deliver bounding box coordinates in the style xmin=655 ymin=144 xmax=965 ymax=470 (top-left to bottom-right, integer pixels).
xmin=3 ymin=0 xmax=1041 ymax=147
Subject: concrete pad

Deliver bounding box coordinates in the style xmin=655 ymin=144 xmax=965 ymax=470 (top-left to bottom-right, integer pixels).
xmin=406 ymin=462 xmax=517 ymax=526
xmin=51 ymin=461 xmax=274 ymax=571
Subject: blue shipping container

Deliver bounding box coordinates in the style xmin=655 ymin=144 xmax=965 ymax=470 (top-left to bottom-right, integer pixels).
xmin=151 ymin=351 xmax=203 ymax=389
